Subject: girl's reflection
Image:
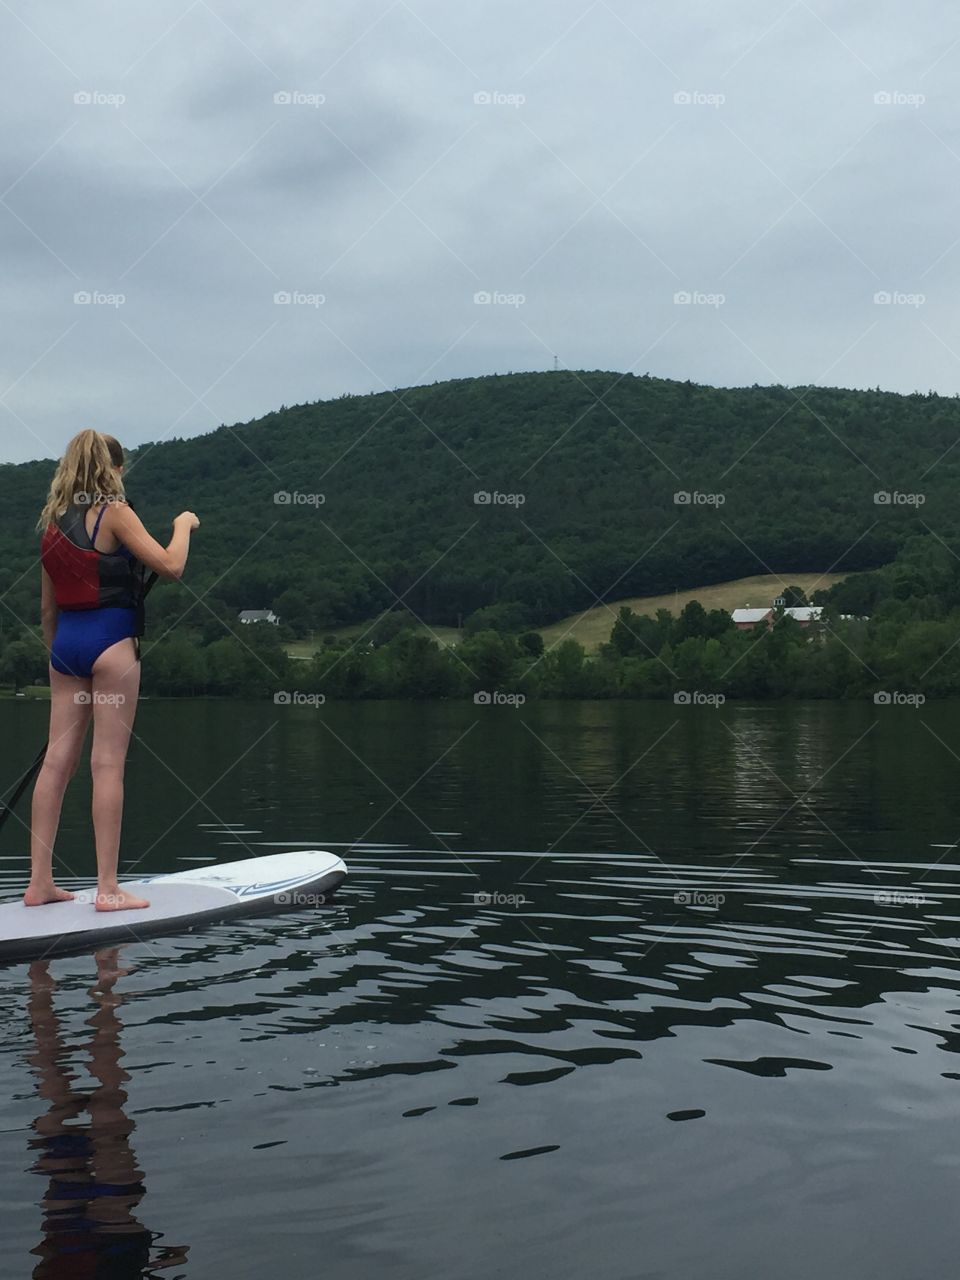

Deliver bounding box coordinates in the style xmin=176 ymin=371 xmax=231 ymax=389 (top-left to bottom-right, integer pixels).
xmin=25 ymin=948 xmax=189 ymax=1278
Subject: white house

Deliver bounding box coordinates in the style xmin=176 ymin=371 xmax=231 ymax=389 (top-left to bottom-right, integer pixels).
xmin=731 ymin=603 xmax=824 ymax=632
xmin=731 ymin=606 xmax=773 ymax=631
xmin=238 ymin=609 xmax=279 ymax=625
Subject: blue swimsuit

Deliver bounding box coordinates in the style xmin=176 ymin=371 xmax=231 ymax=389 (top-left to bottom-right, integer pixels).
xmin=49 ymin=507 xmax=140 ymax=679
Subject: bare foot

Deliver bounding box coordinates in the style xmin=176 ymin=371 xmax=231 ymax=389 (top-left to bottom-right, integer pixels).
xmin=95 ymin=888 xmax=150 ymax=912
xmin=23 ymin=883 xmax=75 ymax=906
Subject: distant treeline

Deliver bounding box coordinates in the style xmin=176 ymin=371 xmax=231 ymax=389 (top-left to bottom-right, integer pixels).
xmin=3 ymin=369 xmax=960 ymax=638
xmin=3 ymin=538 xmax=960 ymax=700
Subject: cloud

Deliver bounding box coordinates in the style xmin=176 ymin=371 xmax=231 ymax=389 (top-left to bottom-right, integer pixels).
xmin=1 ymin=0 xmax=958 ymax=463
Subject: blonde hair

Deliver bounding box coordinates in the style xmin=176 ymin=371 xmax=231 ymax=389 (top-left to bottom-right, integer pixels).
xmin=38 ymin=430 xmax=126 ymax=531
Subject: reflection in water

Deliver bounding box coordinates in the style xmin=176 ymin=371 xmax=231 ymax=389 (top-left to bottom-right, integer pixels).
xmin=4 ymin=700 xmax=960 ymax=1278
xmin=25 ymin=949 xmax=189 ymax=1279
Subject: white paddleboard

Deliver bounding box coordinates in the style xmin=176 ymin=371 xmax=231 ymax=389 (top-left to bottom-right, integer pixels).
xmin=0 ymin=849 xmax=347 ymax=963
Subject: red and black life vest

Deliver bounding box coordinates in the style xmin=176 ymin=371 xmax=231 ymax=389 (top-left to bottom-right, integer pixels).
xmin=41 ymin=501 xmax=145 ymax=616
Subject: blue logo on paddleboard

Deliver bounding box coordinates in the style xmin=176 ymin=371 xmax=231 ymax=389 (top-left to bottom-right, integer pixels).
xmin=231 ymin=873 xmax=321 ymax=898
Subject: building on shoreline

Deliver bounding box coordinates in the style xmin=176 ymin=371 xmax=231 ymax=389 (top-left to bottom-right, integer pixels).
xmin=238 ymin=609 xmax=279 ymax=625
xmin=731 ymin=603 xmax=824 ymax=632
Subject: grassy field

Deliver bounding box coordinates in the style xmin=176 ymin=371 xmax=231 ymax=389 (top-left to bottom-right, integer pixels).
xmin=285 ymin=624 xmax=463 ymax=659
xmin=283 ymin=572 xmax=849 ymax=660
xmin=538 ymin=571 xmax=849 ymax=651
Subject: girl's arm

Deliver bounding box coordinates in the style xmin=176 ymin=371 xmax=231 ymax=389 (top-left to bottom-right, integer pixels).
xmin=106 ymin=504 xmax=199 ymax=580
xmin=40 ymin=568 xmax=57 ymax=651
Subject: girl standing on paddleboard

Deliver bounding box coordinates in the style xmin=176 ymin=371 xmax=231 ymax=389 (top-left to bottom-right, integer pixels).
xmin=24 ymin=429 xmax=199 ymax=912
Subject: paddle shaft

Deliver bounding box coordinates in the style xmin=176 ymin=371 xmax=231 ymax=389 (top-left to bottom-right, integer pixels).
xmin=0 ymin=570 xmax=159 ymax=833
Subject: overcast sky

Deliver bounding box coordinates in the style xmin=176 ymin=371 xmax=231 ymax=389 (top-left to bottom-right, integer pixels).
xmin=0 ymin=0 xmax=957 ymax=463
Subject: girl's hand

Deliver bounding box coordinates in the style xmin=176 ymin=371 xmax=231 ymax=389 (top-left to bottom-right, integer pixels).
xmin=175 ymin=511 xmax=200 ymax=531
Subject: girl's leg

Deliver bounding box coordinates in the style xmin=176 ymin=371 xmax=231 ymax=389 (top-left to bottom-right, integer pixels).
xmin=25 ymin=667 xmax=93 ymax=905
xmin=89 ymin=638 xmax=147 ymax=912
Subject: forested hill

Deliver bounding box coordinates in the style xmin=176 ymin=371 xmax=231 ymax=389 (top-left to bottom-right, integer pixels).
xmin=1 ymin=370 xmax=958 ymax=635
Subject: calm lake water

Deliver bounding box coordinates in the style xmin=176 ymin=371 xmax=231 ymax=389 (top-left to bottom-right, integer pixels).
xmin=2 ymin=697 xmax=960 ymax=1279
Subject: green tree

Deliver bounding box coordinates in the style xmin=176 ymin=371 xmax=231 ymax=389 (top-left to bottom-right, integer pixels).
xmin=203 ymin=636 xmax=250 ymax=694
xmin=550 ymin=639 xmax=587 ymax=697
xmin=674 ymin=599 xmax=710 ymax=641
xmin=143 ymin=633 xmax=207 ymax=695
xmin=458 ymin=630 xmax=518 ymax=690
xmin=519 ymin=630 xmax=544 ymax=658
xmin=0 ymin=636 xmax=46 ymax=691
xmin=368 ymin=609 xmax=419 ymax=648
xmin=463 ymin=602 xmax=530 ymax=636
